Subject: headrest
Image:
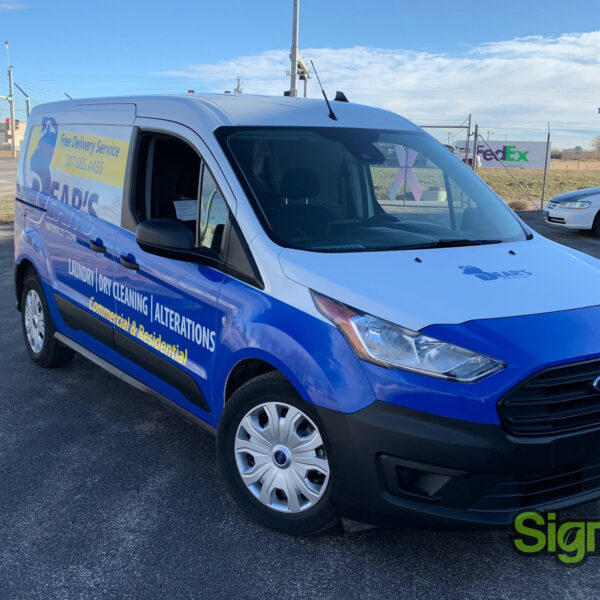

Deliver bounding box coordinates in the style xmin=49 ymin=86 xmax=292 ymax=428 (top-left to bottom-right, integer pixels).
xmin=280 ymin=169 xmax=319 ymax=199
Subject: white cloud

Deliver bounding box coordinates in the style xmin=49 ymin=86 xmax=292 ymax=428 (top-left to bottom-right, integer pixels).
xmin=0 ymin=1 xmax=28 ymax=9
xmin=473 ymin=31 xmax=600 ymax=62
xmin=162 ymin=31 xmax=600 ymax=145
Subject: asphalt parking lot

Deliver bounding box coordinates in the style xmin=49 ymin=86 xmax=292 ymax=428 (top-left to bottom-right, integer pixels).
xmin=2 ymin=216 xmax=600 ymax=599
xmin=517 ymin=210 xmax=600 ymax=259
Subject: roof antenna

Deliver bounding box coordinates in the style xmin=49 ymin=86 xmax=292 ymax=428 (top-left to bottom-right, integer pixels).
xmin=310 ymin=60 xmax=337 ymax=121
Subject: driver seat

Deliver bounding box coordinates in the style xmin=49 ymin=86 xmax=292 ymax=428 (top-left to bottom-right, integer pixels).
xmin=274 ymin=169 xmax=332 ymax=239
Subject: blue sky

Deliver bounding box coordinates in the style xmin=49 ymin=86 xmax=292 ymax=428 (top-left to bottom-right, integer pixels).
xmin=1 ymin=0 xmax=599 ymax=146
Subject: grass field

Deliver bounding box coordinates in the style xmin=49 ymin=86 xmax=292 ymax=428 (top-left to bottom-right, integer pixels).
xmin=372 ymin=159 xmax=600 ymax=210
xmin=478 ymin=159 xmax=600 ymax=209
xmin=0 ymin=198 xmax=13 ymax=223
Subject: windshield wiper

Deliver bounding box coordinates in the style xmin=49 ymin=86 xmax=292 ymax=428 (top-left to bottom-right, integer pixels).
xmin=398 ymin=238 xmax=503 ymax=250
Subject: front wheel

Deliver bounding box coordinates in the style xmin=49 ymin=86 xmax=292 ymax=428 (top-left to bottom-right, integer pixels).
xmin=217 ymin=372 xmax=338 ymax=534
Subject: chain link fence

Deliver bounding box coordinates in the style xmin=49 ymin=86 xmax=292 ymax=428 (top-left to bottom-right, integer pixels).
xmin=425 ymin=125 xmax=600 ymax=210
xmin=478 ymin=128 xmax=599 ymax=211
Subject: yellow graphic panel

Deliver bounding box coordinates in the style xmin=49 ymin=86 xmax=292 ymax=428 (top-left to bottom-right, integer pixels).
xmin=51 ymin=131 xmax=129 ymax=188
xmin=26 ymin=126 xmax=44 ymax=163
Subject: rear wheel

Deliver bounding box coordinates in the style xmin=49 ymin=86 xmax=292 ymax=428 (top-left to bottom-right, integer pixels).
xmin=217 ymin=372 xmax=338 ymax=534
xmin=21 ymin=275 xmax=74 ymax=368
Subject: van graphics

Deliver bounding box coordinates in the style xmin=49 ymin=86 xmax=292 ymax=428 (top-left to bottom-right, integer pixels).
xmin=459 ymin=265 xmax=532 ymax=281
xmin=65 ymin=258 xmax=217 ymax=366
xmin=47 ymin=221 xmax=77 ymax=242
xmin=29 ymin=117 xmax=57 ymax=196
xmin=54 ymin=131 xmax=128 ymax=188
xmin=68 ymin=258 xmax=95 ymax=286
xmin=88 ymin=296 xmax=188 ymax=366
xmin=23 ymin=118 xmax=132 ymax=226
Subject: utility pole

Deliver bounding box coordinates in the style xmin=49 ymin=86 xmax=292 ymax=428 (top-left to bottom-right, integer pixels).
xmin=289 ymin=0 xmax=299 ymax=97
xmin=472 ymin=124 xmax=479 ymax=172
xmin=7 ymin=68 xmax=15 ymax=158
xmin=540 ymin=125 xmax=551 ymax=209
xmin=5 ymin=42 xmax=16 ymax=158
xmin=464 ymin=114 xmax=471 ymax=164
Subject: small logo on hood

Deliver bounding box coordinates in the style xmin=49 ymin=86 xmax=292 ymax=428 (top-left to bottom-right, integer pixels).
xmin=459 ymin=266 xmax=532 ymax=281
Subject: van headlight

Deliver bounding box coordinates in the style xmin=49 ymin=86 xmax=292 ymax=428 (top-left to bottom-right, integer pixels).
xmin=561 ymin=200 xmax=591 ymax=209
xmin=312 ymin=291 xmax=504 ymax=383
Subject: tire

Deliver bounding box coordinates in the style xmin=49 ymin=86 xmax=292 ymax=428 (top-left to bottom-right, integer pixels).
xmin=592 ymin=212 xmax=600 ymax=237
xmin=21 ymin=275 xmax=74 ymax=368
xmin=217 ymin=371 xmax=338 ymax=534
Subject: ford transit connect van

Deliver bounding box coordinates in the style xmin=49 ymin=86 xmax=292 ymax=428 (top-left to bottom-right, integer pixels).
xmin=14 ymin=95 xmax=600 ymax=533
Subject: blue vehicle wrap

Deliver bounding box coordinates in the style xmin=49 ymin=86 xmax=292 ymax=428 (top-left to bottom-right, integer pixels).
xmin=13 ymin=95 xmax=600 ymax=528
xmin=13 ymin=111 xmax=600 ymax=427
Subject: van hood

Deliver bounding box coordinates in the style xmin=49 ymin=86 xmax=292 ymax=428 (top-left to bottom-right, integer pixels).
xmin=279 ymin=237 xmax=600 ymax=331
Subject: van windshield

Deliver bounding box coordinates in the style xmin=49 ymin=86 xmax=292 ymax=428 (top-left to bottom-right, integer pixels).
xmin=217 ymin=127 xmax=528 ymax=252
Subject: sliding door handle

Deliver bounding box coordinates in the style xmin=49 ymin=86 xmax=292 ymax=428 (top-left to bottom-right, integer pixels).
xmin=90 ymin=239 xmax=107 ymax=253
xmin=119 ymin=254 xmax=139 ymax=271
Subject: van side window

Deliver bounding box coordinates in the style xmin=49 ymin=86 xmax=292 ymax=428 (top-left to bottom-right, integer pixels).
xmin=131 ymin=132 xmax=228 ymax=256
xmin=131 ymin=132 xmax=201 ymax=234
xmin=199 ymin=166 xmax=228 ymax=256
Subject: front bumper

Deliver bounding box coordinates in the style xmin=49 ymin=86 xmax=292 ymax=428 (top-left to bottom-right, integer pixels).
xmin=316 ymin=401 xmax=600 ymax=528
xmin=544 ymin=206 xmax=594 ymax=229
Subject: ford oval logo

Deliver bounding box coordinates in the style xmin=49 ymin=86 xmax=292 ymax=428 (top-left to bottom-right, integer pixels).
xmin=594 ymin=376 xmax=600 ymax=392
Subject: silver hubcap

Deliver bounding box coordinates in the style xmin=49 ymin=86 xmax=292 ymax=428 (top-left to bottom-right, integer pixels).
xmin=234 ymin=402 xmax=330 ymax=513
xmin=24 ymin=289 xmax=45 ymax=354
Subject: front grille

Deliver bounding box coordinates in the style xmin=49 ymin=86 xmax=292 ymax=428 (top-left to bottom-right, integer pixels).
xmin=499 ymin=359 xmax=600 ymax=436
xmin=548 ymin=216 xmax=566 ymax=223
xmin=472 ymin=461 xmax=600 ymax=512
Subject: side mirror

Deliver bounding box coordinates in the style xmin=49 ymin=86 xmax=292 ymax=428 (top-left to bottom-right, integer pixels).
xmin=136 ymin=218 xmax=218 ymax=263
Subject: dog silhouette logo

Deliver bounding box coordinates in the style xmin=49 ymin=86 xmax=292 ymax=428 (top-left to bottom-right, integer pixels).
xmin=459 ymin=266 xmax=499 ymax=281
xmin=29 ymin=117 xmax=58 ymax=196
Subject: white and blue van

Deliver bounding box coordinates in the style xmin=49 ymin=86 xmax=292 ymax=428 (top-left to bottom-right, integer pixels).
xmin=13 ymin=94 xmax=600 ymax=533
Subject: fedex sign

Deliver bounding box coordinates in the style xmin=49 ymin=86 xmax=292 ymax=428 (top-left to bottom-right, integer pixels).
xmin=459 ymin=141 xmax=550 ymax=169
xmin=479 ymin=145 xmax=529 ymax=163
